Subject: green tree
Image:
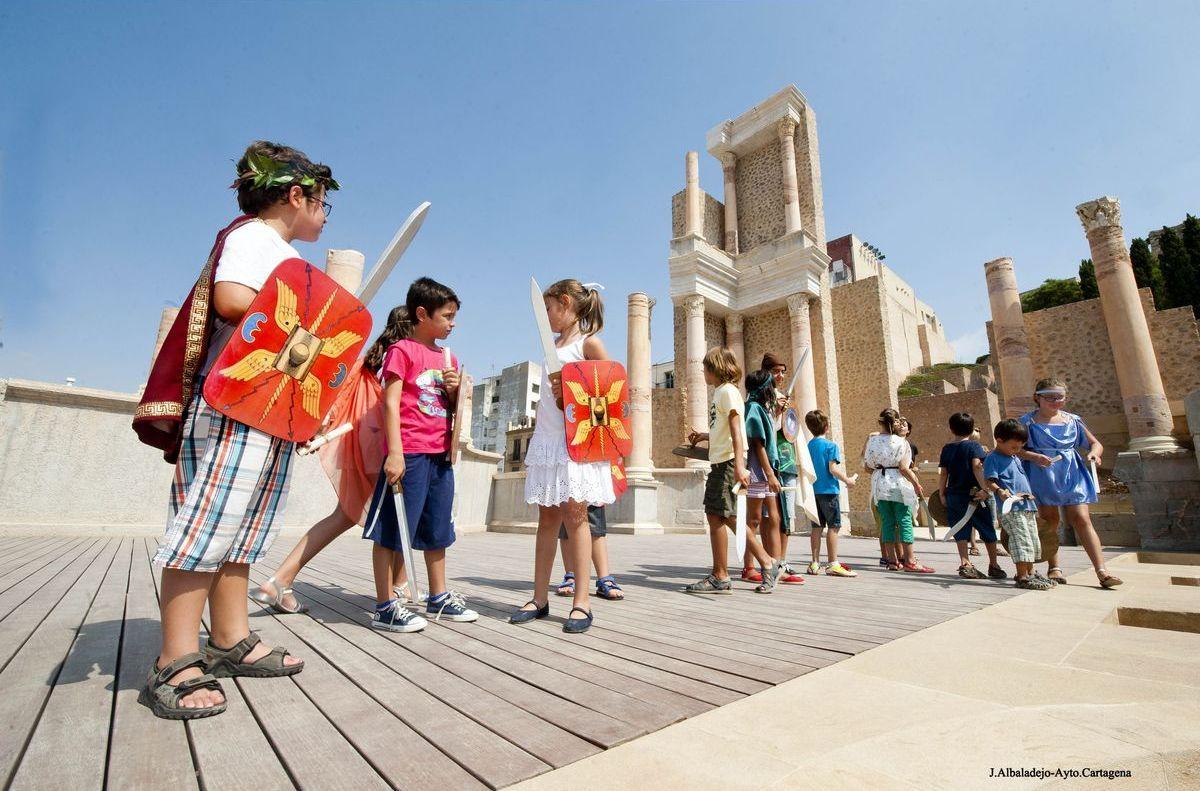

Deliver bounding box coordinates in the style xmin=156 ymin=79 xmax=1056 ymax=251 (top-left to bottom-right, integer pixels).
xmin=1078 ymin=258 xmax=1099 ymax=299
xmin=1158 ymin=226 xmax=1198 ymax=316
xmin=1020 ymin=277 xmax=1083 ymax=313
xmin=1182 ymin=215 xmax=1200 ymax=314
xmin=1129 ymin=237 xmax=1167 ymax=309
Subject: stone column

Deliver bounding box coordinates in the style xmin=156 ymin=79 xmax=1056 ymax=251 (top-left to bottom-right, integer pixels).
xmin=719 ymin=151 xmax=739 ymax=253
xmin=778 ymin=118 xmax=803 ymax=236
xmin=626 ymin=292 xmax=655 ymax=480
xmin=724 ymin=313 xmax=745 ymax=390
xmin=1077 ymin=197 xmax=1179 ymax=451
xmin=984 ymin=257 xmax=1036 ymax=417
xmin=148 ymin=306 xmax=180 ymax=373
xmin=683 ymin=294 xmax=708 ymax=467
xmin=786 ymin=294 xmax=818 ymax=418
xmin=684 ymin=151 xmax=702 ymax=238
xmin=325 ymin=249 xmax=365 ymax=293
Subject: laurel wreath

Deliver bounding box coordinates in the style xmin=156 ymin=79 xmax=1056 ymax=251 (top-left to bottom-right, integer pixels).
xmin=230 ymin=152 xmax=340 ymax=192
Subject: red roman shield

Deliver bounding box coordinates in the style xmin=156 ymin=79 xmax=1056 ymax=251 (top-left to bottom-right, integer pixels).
xmin=561 ymin=360 xmax=633 ymax=464
xmin=203 ymin=258 xmax=372 ymax=442
xmin=611 ymin=458 xmax=628 ymax=499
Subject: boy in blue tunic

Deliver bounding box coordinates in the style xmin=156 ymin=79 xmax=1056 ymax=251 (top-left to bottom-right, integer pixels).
xmin=985 ymin=420 xmax=1053 ymax=590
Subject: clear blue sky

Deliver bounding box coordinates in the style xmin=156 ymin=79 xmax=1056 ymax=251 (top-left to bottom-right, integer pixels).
xmin=2 ymin=1 xmax=1197 ymax=391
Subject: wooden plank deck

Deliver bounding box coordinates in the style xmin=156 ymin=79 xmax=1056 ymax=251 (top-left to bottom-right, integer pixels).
xmin=0 ymin=530 xmax=1109 ymax=790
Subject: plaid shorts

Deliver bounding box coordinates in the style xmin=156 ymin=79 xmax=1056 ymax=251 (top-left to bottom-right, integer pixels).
xmin=1000 ymin=510 xmax=1040 ymax=564
xmin=154 ymin=393 xmax=294 ymax=571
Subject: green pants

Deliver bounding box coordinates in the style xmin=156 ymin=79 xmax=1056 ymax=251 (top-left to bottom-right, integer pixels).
xmin=877 ymin=499 xmax=913 ymax=544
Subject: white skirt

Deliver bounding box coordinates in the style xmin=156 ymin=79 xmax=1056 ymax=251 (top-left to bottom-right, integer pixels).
xmin=523 ymin=427 xmax=615 ymax=507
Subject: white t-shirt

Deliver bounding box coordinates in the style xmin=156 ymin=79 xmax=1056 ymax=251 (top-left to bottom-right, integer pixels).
xmin=201 ymin=220 xmax=300 ymax=375
xmin=708 ymin=382 xmax=744 ymax=464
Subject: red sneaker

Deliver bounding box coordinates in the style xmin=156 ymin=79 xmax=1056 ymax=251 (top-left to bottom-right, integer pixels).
xmin=740 ymin=569 xmax=763 ymax=582
xmin=780 ymin=573 xmax=805 ymax=585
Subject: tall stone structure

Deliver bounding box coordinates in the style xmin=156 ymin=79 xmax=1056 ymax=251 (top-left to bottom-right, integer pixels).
xmin=1076 ymin=198 xmax=1178 ymax=453
xmin=667 ymin=85 xmax=844 ymax=487
xmin=984 ymin=256 xmax=1036 ymax=418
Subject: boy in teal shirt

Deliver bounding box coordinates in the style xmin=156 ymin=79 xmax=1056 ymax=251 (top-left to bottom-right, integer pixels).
xmin=805 ymin=410 xmax=858 ymax=577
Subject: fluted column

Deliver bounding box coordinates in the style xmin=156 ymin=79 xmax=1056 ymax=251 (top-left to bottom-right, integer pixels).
xmin=719 ymin=151 xmax=739 ymax=253
xmin=724 ymin=313 xmax=745 ymax=391
xmin=984 ymin=257 xmax=1036 ymax=418
xmin=786 ymin=294 xmax=817 ymax=418
xmin=778 ymin=118 xmax=803 ymax=236
xmin=684 ymin=151 xmax=702 ymax=238
xmin=683 ymin=294 xmax=708 ymax=467
xmin=1077 ymin=197 xmax=1178 ymax=451
xmin=626 ymin=292 xmax=655 ymax=480
xmin=325 ymin=249 xmax=365 ymax=293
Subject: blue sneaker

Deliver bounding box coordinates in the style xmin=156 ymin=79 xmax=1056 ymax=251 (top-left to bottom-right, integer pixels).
xmin=371 ymin=600 xmax=427 ymax=633
xmin=427 ymin=590 xmax=478 ymax=622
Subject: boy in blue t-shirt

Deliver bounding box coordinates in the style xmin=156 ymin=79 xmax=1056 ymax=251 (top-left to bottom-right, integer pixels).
xmin=938 ymin=412 xmax=1005 ymax=581
xmin=985 ymin=419 xmax=1053 ymax=590
xmin=805 ymin=410 xmax=857 ymax=577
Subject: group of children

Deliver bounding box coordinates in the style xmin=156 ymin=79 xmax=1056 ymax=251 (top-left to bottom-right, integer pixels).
xmin=683 ymin=347 xmax=858 ymax=595
xmin=134 ymin=140 xmax=1122 ymax=723
xmin=134 ymin=141 xmax=625 ymax=720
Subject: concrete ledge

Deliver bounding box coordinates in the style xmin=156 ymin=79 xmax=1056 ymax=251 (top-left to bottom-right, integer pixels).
xmin=1138 ymin=550 xmax=1200 ymax=566
xmin=1116 ymin=591 xmax=1200 ymax=634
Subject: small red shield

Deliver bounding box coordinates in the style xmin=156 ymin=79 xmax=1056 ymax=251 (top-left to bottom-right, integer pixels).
xmin=561 ymin=360 xmax=632 ymax=464
xmin=203 ymin=258 xmax=372 ymax=443
xmin=611 ymin=458 xmax=628 ymax=499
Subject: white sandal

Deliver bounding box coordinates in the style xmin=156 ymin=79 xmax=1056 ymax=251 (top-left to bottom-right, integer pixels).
xmin=248 ymin=576 xmax=309 ymax=614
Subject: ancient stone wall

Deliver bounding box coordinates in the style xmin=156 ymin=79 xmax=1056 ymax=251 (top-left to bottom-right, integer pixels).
xmin=743 ymin=307 xmax=790 ymax=382
xmin=831 ymin=276 xmax=898 ymax=521
xmin=734 ymin=142 xmax=785 ymax=252
xmin=794 ymin=107 xmax=825 ymax=246
xmin=899 ymin=387 xmax=1002 ymax=466
xmin=670 ymin=190 xmax=724 ymax=248
xmin=652 ymin=388 xmax=685 ymax=469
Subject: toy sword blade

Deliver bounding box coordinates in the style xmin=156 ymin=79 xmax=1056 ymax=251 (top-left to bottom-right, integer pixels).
xmin=530 ymin=277 xmax=561 ymax=375
xmin=357 ymin=201 xmax=431 ymax=306
xmin=389 ymin=481 xmax=424 ymax=604
xmin=785 ymin=347 xmax=810 ymax=400
xmin=733 ymin=483 xmax=748 ymax=558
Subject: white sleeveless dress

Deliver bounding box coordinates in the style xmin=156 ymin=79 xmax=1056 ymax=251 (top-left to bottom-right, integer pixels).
xmin=523 ymin=337 xmax=616 ymax=507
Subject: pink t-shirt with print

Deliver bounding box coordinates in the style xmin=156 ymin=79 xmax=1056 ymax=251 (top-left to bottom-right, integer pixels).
xmin=380 ymin=339 xmax=458 ymax=454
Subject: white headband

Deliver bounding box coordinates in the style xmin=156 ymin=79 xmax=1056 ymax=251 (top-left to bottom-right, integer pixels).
xmin=581 ymin=282 xmax=606 ymax=291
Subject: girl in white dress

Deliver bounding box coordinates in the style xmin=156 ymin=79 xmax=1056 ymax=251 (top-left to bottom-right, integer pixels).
xmin=510 ymin=280 xmax=615 ymax=634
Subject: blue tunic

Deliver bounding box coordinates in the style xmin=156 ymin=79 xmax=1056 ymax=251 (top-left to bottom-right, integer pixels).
xmin=1017 ymin=411 xmax=1097 ymax=506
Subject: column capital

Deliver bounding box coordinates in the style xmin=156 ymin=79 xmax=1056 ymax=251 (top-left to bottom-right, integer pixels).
xmin=1076 ymin=196 xmax=1122 ymax=233
xmin=724 ymin=313 xmax=743 ymax=334
xmin=682 ymin=294 xmax=705 ymax=317
xmin=718 ymin=150 xmax=737 ymax=171
xmin=777 ymin=116 xmax=797 ymax=141
xmin=786 ymin=293 xmax=810 ymax=317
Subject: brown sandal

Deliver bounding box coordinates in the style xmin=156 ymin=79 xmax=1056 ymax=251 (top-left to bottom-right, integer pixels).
xmin=1098 ymin=570 xmax=1123 ymax=589
xmin=139 ymin=653 xmax=226 ymax=720
xmin=204 ymin=632 xmax=304 ymax=678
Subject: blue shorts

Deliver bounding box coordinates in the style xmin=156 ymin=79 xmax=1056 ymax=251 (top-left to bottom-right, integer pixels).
xmin=363 ymin=453 xmax=456 ymax=552
xmin=945 ymin=491 xmax=996 ymax=543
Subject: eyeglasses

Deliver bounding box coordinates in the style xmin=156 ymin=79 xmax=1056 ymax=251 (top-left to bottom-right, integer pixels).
xmin=308 ymin=196 xmax=332 ymax=217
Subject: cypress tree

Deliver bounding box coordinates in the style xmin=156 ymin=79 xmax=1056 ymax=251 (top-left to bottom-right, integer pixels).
xmin=1182 ymin=215 xmax=1200 ymax=314
xmin=1157 ymin=226 xmax=1197 ymax=315
xmin=1130 ymin=237 xmax=1167 ymax=309
xmin=1078 ymin=258 xmax=1099 ymax=299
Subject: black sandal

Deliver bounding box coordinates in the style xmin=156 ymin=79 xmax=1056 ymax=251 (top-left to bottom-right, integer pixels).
xmin=563 ymin=606 xmax=593 ymax=634
xmin=139 ymin=653 xmax=227 ymax=720
xmin=509 ymin=599 xmax=549 ymax=624
xmin=203 ymin=632 xmax=304 ymax=678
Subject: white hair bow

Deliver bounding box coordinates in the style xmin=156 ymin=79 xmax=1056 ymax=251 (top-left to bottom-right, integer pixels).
xmin=582 ymin=282 xmax=606 ymax=291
